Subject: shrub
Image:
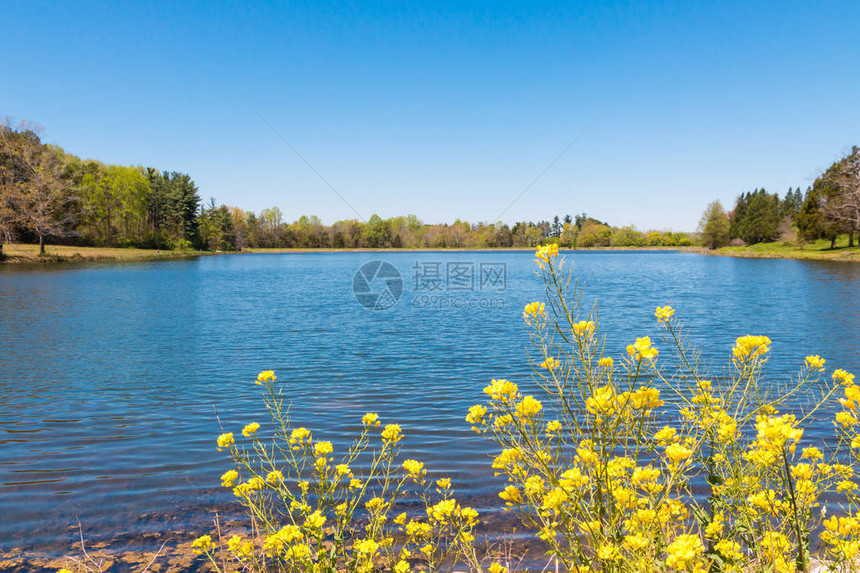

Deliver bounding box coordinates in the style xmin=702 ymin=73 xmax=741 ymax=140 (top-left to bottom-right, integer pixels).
xmin=193 ymin=370 xmax=481 ymax=572
xmin=466 ymin=243 xmax=858 ymax=572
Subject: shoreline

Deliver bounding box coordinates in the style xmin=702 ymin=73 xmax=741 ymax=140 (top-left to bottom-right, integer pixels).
xmin=5 ymin=242 xmax=860 ymax=266
xmin=0 ymin=243 xmax=700 ymax=265
xmin=708 ymin=240 xmax=860 ymax=263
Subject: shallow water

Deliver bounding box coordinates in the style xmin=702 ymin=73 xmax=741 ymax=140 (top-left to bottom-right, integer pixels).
xmin=0 ymin=251 xmax=858 ymax=554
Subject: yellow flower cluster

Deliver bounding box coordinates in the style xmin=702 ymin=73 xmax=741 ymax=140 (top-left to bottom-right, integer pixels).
xmin=484 ymin=378 xmax=518 ymax=401
xmin=626 ymin=336 xmax=658 ymax=362
xmin=256 ymin=370 xmax=276 ymax=385
xmin=572 ymin=320 xmax=595 ymax=339
xmin=381 ymin=424 xmax=403 ymax=444
xmin=535 ymin=243 xmax=559 ymax=265
xmin=665 ymin=534 xmax=704 ymax=570
xmin=805 ymin=354 xmax=826 ymax=371
xmin=403 ymin=459 xmax=425 ymax=479
xmin=523 ymin=301 xmax=545 ymax=319
xmin=655 ymin=305 xmax=675 ymax=323
xmin=217 ymin=432 xmax=234 ymax=450
xmin=731 ymin=334 xmax=771 ymax=366
xmin=242 ymin=422 xmax=260 ymax=437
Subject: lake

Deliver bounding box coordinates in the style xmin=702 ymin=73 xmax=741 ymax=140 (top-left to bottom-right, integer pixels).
xmin=1 ymin=251 xmax=858 ymax=555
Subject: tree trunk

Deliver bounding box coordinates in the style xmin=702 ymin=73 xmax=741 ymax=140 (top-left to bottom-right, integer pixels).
xmin=831 ymin=236 xmax=837 ymax=249
xmin=39 ymin=234 xmax=45 ymax=255
xmin=850 ymin=232 xmax=856 ymax=248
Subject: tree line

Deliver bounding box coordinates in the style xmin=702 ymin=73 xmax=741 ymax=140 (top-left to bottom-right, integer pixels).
xmin=0 ymin=120 xmax=202 ymax=255
xmin=0 ymin=120 xmax=696 ymax=255
xmin=698 ymin=147 xmax=860 ymax=250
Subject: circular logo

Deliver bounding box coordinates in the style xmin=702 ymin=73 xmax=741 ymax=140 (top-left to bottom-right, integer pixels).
xmin=352 ymin=261 xmax=403 ymax=311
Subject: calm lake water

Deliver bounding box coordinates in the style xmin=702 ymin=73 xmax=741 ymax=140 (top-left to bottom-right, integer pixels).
xmin=0 ymin=251 xmax=858 ymax=554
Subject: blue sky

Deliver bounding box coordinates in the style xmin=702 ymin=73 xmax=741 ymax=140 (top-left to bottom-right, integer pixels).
xmin=2 ymin=0 xmax=858 ymax=230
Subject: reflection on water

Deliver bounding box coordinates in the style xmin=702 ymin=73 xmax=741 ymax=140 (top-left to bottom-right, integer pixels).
xmin=0 ymin=252 xmax=858 ymax=554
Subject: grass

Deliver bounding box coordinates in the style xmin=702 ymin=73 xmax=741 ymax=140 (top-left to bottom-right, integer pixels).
xmin=713 ymin=236 xmax=860 ymax=262
xmin=0 ymin=243 xmax=208 ymax=264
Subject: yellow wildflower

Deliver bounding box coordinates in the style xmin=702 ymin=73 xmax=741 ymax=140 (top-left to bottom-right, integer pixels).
xmin=654 ymin=426 xmax=678 ymax=444
xmin=515 ymin=395 xmax=543 ymax=418
xmin=242 ymin=422 xmax=260 ymax=438
xmin=806 ymin=355 xmax=826 ymax=371
xmin=541 ymin=356 xmax=559 ymax=370
xmin=335 ymin=463 xmax=352 ymax=477
xmin=492 ymin=448 xmax=522 ymax=471
xmin=665 ymin=443 xmax=693 ymax=465
xmin=627 ymin=336 xmax=658 ymax=362
xmin=586 ymin=386 xmax=616 ymax=416
xmin=715 ymin=539 xmax=742 ymax=561
xmin=572 ymin=320 xmax=595 ymax=339
xmin=598 ymin=356 xmax=614 ymax=369
xmin=535 ymin=243 xmax=559 ymax=264
xmin=266 ymin=470 xmax=284 ymax=484
xmin=732 ymin=335 xmax=771 ymax=366
xmin=362 ymin=412 xmax=380 ymax=426
xmin=304 ymin=510 xmax=325 ymax=529
xmin=381 ymin=424 xmax=403 ymax=444
xmin=365 ymin=496 xmax=385 ymax=511
xmin=655 ymin=305 xmax=675 ymax=323
xmin=484 ymin=379 xmax=519 ymax=400
xmin=597 ymin=543 xmax=620 ymax=561
xmin=704 ymin=512 xmax=725 ymax=539
xmin=840 ymin=384 xmax=860 ymax=409
xmin=217 ymin=432 xmax=235 ymax=450
xmin=256 ymin=370 xmax=276 ymax=385
xmin=624 ymin=533 xmax=649 ymax=551
xmin=545 ymin=419 xmax=562 ymax=434
xmin=191 ymin=534 xmax=212 ymax=554
xmin=559 ymin=466 xmax=588 ymax=489
xmin=313 ymin=441 xmax=333 ymax=457
xmin=834 ymin=369 xmax=856 ymax=386
xmin=665 ymin=534 xmax=703 ymax=570
xmin=836 ymin=411 xmax=859 ymax=428
xmin=289 ymin=427 xmax=311 ymax=444
xmin=499 ymin=485 xmax=522 ymax=504
xmin=353 ymin=538 xmax=379 ymax=556
xmin=403 ymin=459 xmax=425 ymax=478
xmin=523 ymin=301 xmax=545 ymax=319
xmin=801 ymin=447 xmax=823 ymax=460
xmin=428 ymin=498 xmax=458 ymax=522
xmin=220 ymin=469 xmax=239 ymax=487
xmin=466 ymin=404 xmax=487 ymax=428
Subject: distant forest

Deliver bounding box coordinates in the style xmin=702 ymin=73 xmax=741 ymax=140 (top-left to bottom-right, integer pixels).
xmin=0 ymin=120 xmax=693 ymax=253
xmin=2 ymin=120 xmax=856 ymax=255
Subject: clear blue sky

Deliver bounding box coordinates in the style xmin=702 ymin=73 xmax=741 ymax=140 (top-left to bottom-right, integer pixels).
xmin=2 ymin=1 xmax=858 ymax=230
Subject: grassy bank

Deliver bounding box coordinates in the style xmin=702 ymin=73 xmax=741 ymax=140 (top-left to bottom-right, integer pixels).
xmin=242 ymin=245 xmax=700 ymax=253
xmin=712 ymin=236 xmax=860 ymax=262
xmin=0 ymin=243 xmax=207 ymax=264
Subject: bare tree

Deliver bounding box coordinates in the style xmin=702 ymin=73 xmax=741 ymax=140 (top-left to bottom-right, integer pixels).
xmin=820 ymin=146 xmax=860 ymax=247
xmin=0 ymin=119 xmax=71 ymax=254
